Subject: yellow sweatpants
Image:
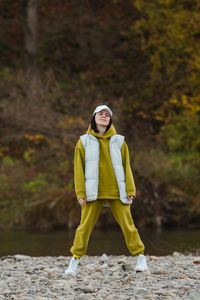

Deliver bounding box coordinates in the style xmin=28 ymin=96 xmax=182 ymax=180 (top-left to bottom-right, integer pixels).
xmin=70 ymin=199 xmax=145 ymax=257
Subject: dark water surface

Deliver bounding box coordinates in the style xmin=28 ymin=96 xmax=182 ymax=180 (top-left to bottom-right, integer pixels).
xmin=0 ymin=229 xmax=200 ymax=257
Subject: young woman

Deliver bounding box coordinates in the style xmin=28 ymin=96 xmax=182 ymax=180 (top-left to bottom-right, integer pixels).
xmin=64 ymin=105 xmax=148 ymax=275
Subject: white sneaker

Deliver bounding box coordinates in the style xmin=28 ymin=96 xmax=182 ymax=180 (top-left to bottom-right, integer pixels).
xmin=134 ymin=254 xmax=148 ymax=272
xmin=64 ymin=257 xmax=80 ymax=276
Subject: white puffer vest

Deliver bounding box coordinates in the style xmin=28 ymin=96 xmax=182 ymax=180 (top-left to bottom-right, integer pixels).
xmin=80 ymin=134 xmax=132 ymax=204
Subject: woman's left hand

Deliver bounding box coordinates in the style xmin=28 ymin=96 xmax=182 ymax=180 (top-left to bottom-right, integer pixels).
xmin=128 ymin=195 xmax=134 ymax=201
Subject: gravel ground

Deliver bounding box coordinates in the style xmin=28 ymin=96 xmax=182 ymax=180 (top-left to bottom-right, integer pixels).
xmin=0 ymin=252 xmax=200 ymax=300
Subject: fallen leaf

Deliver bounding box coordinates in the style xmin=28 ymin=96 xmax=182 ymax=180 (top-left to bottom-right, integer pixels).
xmin=180 ymin=275 xmax=187 ymax=279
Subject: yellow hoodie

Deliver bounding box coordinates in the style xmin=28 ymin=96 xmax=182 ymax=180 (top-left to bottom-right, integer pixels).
xmin=74 ymin=124 xmax=136 ymax=200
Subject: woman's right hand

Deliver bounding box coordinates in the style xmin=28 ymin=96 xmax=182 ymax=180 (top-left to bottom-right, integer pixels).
xmin=78 ymin=198 xmax=87 ymax=206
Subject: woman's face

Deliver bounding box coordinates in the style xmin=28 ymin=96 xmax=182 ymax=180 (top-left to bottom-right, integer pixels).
xmin=95 ymin=109 xmax=111 ymax=127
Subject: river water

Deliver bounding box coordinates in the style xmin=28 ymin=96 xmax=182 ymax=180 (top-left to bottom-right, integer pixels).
xmin=0 ymin=229 xmax=200 ymax=257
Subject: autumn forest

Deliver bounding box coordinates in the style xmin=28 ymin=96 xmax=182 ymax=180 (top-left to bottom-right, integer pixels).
xmin=0 ymin=0 xmax=200 ymax=231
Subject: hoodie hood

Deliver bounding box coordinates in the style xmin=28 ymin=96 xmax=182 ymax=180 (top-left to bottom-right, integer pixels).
xmin=86 ymin=124 xmax=117 ymax=139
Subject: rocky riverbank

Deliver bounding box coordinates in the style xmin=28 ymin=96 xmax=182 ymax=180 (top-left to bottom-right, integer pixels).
xmin=0 ymin=253 xmax=200 ymax=300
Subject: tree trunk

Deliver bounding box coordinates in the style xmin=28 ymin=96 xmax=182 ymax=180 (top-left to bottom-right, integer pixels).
xmin=25 ymin=0 xmax=39 ymax=100
xmin=78 ymin=0 xmax=89 ymax=69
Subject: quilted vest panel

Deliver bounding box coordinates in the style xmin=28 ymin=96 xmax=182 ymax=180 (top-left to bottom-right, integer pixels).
xmin=80 ymin=134 xmax=132 ymax=204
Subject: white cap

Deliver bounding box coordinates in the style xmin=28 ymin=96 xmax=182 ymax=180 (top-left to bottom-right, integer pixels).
xmin=93 ymin=105 xmax=112 ymax=117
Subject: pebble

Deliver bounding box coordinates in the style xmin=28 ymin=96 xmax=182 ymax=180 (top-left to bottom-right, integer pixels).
xmin=0 ymin=253 xmax=200 ymax=299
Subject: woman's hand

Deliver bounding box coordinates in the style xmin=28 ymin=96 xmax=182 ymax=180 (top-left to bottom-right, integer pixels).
xmin=78 ymin=198 xmax=87 ymax=206
xmin=128 ymin=195 xmax=134 ymax=201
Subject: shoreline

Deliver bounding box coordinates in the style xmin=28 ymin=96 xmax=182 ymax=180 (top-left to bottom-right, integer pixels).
xmin=0 ymin=253 xmax=200 ymax=300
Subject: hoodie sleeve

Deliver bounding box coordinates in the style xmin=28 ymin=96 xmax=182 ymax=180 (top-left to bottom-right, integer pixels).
xmin=74 ymin=139 xmax=86 ymax=200
xmin=121 ymin=141 xmax=136 ymax=197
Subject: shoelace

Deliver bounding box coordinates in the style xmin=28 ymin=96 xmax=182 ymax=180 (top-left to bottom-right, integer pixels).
xmin=70 ymin=259 xmax=78 ymax=269
xmin=138 ymin=255 xmax=145 ymax=265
